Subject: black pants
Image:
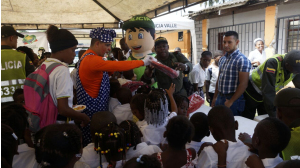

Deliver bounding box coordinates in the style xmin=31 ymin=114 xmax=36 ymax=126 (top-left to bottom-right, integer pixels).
xmin=242 ymin=92 xmax=267 ymax=120
xmin=208 ymin=92 xmax=215 ymax=107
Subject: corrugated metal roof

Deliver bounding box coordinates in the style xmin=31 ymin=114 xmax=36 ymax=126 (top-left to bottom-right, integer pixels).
xmin=190 ymin=0 xmax=249 ymax=16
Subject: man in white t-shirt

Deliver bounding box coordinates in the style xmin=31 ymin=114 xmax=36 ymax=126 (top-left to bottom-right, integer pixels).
xmin=190 ymin=51 xmax=212 ymax=98
xmin=205 ymin=50 xmax=223 ymax=106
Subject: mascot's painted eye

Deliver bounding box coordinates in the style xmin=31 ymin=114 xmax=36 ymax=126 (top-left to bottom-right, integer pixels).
xmin=138 ymin=33 xmax=144 ymax=39
xmin=128 ymin=34 xmax=132 ymax=40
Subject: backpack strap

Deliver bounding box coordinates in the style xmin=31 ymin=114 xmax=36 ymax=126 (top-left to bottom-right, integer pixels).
xmin=45 ymin=62 xmax=64 ymax=74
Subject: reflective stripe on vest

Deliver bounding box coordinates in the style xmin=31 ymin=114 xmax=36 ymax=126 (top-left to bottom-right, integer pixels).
xmin=1 ymin=79 xmax=25 ymax=86
xmin=250 ymin=54 xmax=295 ymax=94
xmin=1 ymin=49 xmax=27 ymax=103
xmin=1 ymin=79 xmax=25 ymax=103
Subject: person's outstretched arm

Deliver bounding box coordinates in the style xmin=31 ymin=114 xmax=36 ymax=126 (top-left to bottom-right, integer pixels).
xmin=165 ymin=83 xmax=177 ymax=113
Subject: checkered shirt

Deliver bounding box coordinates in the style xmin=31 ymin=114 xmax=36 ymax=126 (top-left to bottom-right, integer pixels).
xmin=218 ymin=49 xmax=251 ymax=94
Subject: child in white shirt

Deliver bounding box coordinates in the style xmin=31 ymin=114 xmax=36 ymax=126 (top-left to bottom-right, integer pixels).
xmin=36 ymin=124 xmax=83 ymax=168
xmin=174 ymin=94 xmax=189 ymax=116
xmin=1 ymin=104 xmax=37 ymax=168
xmin=80 ymin=111 xmax=117 ymax=168
xmin=94 ymin=122 xmax=127 ymax=168
xmin=112 ymin=87 xmax=133 ymax=124
xmin=196 ymin=105 xmax=252 ymax=168
xmin=239 ymin=117 xmax=291 ymax=168
xmin=153 ymin=116 xmax=197 ymax=168
xmin=186 ymin=112 xmax=211 ymax=154
xmin=119 ymin=120 xmax=162 ymax=161
xmin=2 ymin=124 xmax=19 ymax=168
xmin=140 ymin=83 xmax=178 ymax=146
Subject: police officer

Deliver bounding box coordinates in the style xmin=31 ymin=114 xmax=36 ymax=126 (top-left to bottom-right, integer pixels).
xmin=243 ymin=50 xmax=300 ymax=119
xmin=1 ymin=26 xmax=35 ymax=105
xmin=37 ymin=47 xmax=45 ymax=59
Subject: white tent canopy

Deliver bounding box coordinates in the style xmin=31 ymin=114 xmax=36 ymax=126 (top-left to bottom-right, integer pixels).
xmin=4 ymin=0 xmax=200 ymax=62
xmin=1 ymin=0 xmax=203 ymax=28
xmin=19 ymin=16 xmax=197 ymax=62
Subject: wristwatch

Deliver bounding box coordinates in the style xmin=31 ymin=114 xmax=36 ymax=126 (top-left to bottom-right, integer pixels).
xmin=184 ymin=64 xmax=188 ymax=71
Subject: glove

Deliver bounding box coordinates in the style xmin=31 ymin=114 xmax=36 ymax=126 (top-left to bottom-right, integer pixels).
xmin=142 ymin=55 xmax=157 ymax=66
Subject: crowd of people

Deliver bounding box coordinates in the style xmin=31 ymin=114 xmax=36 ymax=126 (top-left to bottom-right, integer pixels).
xmin=1 ymin=13 xmax=300 ymax=168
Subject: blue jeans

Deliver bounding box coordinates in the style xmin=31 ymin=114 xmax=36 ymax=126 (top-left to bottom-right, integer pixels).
xmin=215 ymin=93 xmax=245 ymax=116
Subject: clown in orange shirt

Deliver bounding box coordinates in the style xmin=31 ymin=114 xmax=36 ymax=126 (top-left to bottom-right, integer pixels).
xmin=76 ymin=27 xmax=153 ymax=147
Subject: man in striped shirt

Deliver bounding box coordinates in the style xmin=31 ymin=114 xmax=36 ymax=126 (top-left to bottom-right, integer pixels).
xmin=211 ymin=31 xmax=251 ymax=116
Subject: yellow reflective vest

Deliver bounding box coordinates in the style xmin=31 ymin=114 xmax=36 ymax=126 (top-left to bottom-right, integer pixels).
xmin=250 ymin=54 xmax=295 ymax=94
xmin=1 ymin=49 xmax=27 ymax=103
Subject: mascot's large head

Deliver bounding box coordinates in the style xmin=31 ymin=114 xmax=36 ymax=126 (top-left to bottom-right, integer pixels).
xmin=122 ymin=15 xmax=155 ymax=58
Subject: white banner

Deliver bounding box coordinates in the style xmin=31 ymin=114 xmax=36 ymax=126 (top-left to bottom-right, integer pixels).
xmin=17 ymin=32 xmax=49 ymax=54
xmin=153 ymin=16 xmax=195 ymax=31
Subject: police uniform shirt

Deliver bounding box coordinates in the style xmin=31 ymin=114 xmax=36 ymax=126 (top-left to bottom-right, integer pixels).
xmin=1 ymin=45 xmax=35 ymax=76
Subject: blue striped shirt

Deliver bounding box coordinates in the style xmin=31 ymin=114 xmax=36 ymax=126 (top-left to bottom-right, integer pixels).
xmin=218 ymin=49 xmax=251 ymax=94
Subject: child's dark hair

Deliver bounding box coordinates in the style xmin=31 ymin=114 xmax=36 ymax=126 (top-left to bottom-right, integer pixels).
xmin=13 ymin=88 xmax=24 ymax=101
xmin=174 ymin=94 xmax=189 ymax=108
xmin=208 ymin=105 xmax=235 ymax=130
xmin=119 ymin=120 xmax=141 ymax=150
xmin=257 ymin=117 xmax=291 ymax=154
xmin=275 ymin=160 xmax=300 ymax=168
xmin=78 ymin=50 xmax=86 ymax=59
xmin=111 ymin=47 xmax=122 ymax=59
xmin=123 ymin=70 xmax=134 ymax=80
xmin=40 ymin=52 xmax=51 ymax=60
xmin=190 ymin=112 xmax=209 ymax=141
xmin=34 ymin=126 xmax=50 ymax=164
xmin=1 ymin=103 xmax=28 ymax=140
xmin=201 ymin=51 xmax=212 ymax=58
xmin=17 ymin=46 xmax=35 ymax=61
xmin=109 ymin=78 xmax=121 ymax=97
xmin=145 ymin=89 xmax=168 ymax=126
xmin=1 ymin=124 xmax=18 ymax=166
xmin=136 ymin=85 xmax=151 ymax=94
xmin=166 ymin=116 xmax=194 ymax=149
xmin=39 ymin=124 xmax=82 ymax=168
xmin=94 ymin=122 xmax=126 ymax=167
xmin=224 ymin=31 xmax=239 ymax=40
xmin=124 ymin=155 xmax=161 ymax=168
xmin=127 ymin=27 xmax=155 ymax=40
xmin=90 ymin=111 xmax=117 ymax=142
xmin=131 ymin=94 xmax=148 ymax=119
xmin=116 ymin=87 xmax=132 ymax=104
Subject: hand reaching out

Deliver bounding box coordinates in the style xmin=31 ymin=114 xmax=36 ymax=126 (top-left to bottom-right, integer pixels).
xmin=165 ymin=83 xmax=175 ymax=96
xmin=174 ymin=62 xmax=186 ymax=71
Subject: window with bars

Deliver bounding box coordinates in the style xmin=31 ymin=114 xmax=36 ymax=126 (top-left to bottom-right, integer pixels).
xmin=276 ymin=15 xmax=300 ymax=54
xmin=287 ymin=19 xmax=300 ymax=52
xmin=208 ymin=21 xmax=265 ymax=57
